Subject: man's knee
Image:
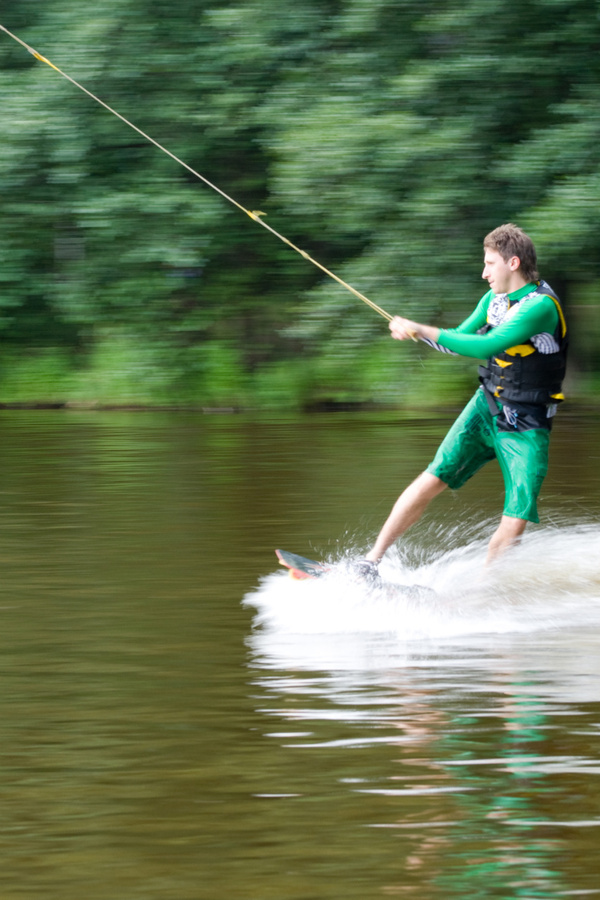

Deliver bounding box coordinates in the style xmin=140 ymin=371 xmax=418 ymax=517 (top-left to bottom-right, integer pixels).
xmin=496 ymin=515 xmax=528 ymax=540
xmin=486 ymin=515 xmax=528 ymax=563
xmin=414 ymin=471 xmax=447 ymax=500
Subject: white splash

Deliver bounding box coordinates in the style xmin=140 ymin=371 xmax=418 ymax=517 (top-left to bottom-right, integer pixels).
xmin=244 ymin=523 xmax=600 ymax=648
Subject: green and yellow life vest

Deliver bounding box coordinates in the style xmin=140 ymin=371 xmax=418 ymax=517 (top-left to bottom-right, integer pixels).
xmin=478 ymin=281 xmax=568 ymax=407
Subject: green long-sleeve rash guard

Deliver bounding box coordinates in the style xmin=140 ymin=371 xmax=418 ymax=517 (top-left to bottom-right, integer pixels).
xmin=436 ymin=283 xmax=559 ymax=359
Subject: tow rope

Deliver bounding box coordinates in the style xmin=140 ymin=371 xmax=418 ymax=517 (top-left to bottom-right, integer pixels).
xmin=0 ymin=24 xmax=394 ymax=323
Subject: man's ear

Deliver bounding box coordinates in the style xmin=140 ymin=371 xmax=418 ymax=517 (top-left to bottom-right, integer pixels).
xmin=508 ymin=255 xmax=521 ymax=271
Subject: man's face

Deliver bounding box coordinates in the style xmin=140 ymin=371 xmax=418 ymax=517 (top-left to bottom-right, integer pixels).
xmin=482 ymin=248 xmax=519 ymax=295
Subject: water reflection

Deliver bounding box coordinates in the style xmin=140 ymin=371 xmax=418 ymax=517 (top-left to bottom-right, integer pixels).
xmin=0 ymin=409 xmax=597 ymax=898
xmin=249 ymin=627 xmax=600 ymax=898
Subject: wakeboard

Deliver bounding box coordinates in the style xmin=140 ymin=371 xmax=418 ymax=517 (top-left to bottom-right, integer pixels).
xmin=275 ymin=548 xmax=435 ymax=598
xmin=275 ymin=549 xmax=331 ymax=580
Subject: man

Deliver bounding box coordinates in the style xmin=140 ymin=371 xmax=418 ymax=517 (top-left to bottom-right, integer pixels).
xmin=361 ymin=223 xmax=568 ymax=574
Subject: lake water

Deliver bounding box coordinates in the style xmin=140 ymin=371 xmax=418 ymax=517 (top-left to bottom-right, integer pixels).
xmin=0 ymin=407 xmax=598 ymax=899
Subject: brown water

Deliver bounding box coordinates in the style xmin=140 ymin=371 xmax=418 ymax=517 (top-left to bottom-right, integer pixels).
xmin=0 ymin=408 xmax=598 ymax=899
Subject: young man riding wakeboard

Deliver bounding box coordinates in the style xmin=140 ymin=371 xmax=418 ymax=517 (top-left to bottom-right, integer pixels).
xmin=359 ymin=223 xmax=567 ymax=576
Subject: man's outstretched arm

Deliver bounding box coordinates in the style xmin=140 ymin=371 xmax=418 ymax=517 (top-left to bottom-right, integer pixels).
xmin=390 ymin=296 xmax=559 ymax=359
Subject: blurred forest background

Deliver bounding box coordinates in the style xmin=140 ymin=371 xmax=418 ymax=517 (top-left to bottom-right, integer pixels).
xmin=0 ymin=0 xmax=599 ymax=410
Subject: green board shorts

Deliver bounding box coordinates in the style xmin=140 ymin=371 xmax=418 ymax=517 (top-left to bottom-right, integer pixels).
xmin=426 ymin=389 xmax=550 ymax=523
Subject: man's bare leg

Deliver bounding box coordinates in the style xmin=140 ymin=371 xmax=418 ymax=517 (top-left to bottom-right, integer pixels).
xmin=364 ymin=472 xmax=447 ymax=563
xmin=485 ymin=515 xmax=527 ymax=565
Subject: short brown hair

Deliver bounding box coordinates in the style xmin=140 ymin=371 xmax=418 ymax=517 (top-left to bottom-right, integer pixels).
xmin=483 ymin=223 xmax=539 ymax=282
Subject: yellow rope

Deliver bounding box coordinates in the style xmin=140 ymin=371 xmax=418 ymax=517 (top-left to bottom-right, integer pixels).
xmin=0 ymin=24 xmax=394 ymax=323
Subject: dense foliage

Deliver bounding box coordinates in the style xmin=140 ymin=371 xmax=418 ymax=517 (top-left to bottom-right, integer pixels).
xmin=0 ymin=0 xmax=599 ymax=407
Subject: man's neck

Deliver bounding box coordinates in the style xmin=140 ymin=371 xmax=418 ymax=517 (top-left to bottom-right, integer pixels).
xmin=506 ymin=273 xmax=530 ymax=295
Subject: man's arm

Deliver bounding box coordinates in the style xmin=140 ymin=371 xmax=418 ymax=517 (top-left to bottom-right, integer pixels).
xmin=389 ymin=292 xmax=491 ymax=346
xmin=390 ymin=295 xmax=559 ymax=360
xmin=438 ymin=296 xmax=559 ymax=358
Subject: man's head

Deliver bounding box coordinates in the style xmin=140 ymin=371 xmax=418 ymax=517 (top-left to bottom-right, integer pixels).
xmin=483 ymin=223 xmax=539 ymax=283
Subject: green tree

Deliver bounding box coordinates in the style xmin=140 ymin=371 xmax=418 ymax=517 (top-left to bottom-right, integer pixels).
xmin=0 ymin=0 xmax=598 ymax=406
